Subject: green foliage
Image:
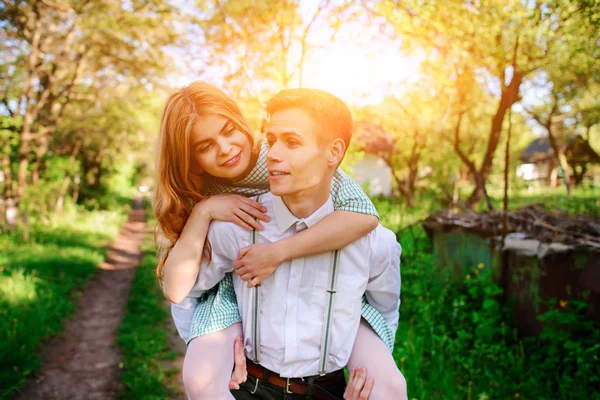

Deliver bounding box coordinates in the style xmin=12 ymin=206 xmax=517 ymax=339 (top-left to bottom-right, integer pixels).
xmin=117 ymin=203 xmax=178 ymax=399
xmin=0 ymin=206 xmax=127 ymax=398
xmin=391 ymin=224 xmax=600 ymax=400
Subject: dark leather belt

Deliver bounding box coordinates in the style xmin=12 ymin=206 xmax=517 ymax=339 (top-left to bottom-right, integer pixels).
xmin=245 ymin=359 xmax=344 ymax=400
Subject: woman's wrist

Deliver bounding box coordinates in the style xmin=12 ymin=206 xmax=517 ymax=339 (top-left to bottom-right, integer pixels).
xmin=271 ymin=240 xmax=290 ymax=264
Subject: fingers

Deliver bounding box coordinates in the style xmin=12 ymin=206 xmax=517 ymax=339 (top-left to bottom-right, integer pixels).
xmin=344 ymin=367 xmax=371 ymax=400
xmin=242 ymin=198 xmax=270 ymax=221
xmin=361 ymin=377 xmax=374 ymax=400
xmin=239 ymin=273 xmax=253 ymax=282
xmin=236 ymin=268 xmax=251 ymax=278
xmin=232 ymin=215 xmax=254 ymax=231
xmin=233 ymin=209 xmax=263 ymax=231
xmin=240 ymin=202 xmax=270 ymax=223
xmin=354 ymin=367 xmax=366 ymax=394
xmin=247 ymin=277 xmax=261 ymax=288
xmin=236 ymin=246 xmax=251 ymax=260
xmin=233 ymin=259 xmax=247 ymax=272
xmin=344 ymin=368 xmax=357 ymax=399
xmin=230 ymin=336 xmax=247 ymax=387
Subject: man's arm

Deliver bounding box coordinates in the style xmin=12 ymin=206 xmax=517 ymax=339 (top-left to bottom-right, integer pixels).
xmin=364 ymin=226 xmax=402 ymax=333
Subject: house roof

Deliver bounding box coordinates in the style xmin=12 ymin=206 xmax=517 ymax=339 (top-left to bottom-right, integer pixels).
xmin=520 ymin=135 xmax=600 ymax=164
xmin=353 ymin=121 xmax=396 ymax=154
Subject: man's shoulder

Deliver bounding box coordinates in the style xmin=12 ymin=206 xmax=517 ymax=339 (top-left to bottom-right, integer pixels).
xmin=364 ymin=224 xmax=401 ymax=256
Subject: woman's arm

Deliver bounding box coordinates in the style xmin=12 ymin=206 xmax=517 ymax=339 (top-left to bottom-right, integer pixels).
xmin=162 ymin=207 xmax=211 ymax=304
xmin=234 ymin=168 xmax=379 ymax=286
xmin=234 ymin=211 xmax=377 ymax=285
xmin=162 ymin=194 xmax=269 ymax=303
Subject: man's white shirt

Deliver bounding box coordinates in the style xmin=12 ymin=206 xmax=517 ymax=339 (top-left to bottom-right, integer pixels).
xmin=172 ymin=192 xmax=401 ymax=378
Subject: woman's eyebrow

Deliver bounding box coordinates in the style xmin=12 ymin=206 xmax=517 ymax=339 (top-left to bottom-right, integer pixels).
xmin=219 ymin=120 xmax=233 ymax=134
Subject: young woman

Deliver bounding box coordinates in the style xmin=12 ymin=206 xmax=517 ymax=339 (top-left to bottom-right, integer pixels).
xmin=154 ymin=81 xmax=407 ymax=400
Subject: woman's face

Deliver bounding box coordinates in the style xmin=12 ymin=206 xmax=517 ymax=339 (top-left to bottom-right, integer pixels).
xmin=189 ymin=114 xmax=253 ymax=180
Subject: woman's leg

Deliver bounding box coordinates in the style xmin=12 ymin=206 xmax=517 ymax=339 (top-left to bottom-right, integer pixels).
xmin=183 ymin=322 xmax=243 ymax=400
xmin=347 ymin=319 xmax=408 ymax=400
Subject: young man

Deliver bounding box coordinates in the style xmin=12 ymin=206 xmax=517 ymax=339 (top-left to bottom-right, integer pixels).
xmin=177 ymin=89 xmax=402 ymax=399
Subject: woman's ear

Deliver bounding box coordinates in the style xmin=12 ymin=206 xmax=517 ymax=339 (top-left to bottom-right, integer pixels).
xmin=328 ymin=138 xmax=346 ymax=167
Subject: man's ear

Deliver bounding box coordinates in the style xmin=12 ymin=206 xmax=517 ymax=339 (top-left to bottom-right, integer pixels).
xmin=328 ymin=138 xmax=346 ymax=167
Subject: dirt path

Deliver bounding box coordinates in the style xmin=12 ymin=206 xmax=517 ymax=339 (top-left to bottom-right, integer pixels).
xmin=16 ymin=196 xmax=147 ymax=400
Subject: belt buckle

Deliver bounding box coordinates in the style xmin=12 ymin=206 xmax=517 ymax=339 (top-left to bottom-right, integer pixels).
xmin=285 ymin=377 xmax=293 ymax=394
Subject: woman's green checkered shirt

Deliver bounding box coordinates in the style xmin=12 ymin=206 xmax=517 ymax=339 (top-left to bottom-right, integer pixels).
xmin=185 ymin=141 xmax=396 ymax=352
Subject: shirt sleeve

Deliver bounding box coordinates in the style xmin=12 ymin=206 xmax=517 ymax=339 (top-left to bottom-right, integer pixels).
xmin=331 ymin=168 xmax=379 ymax=218
xmin=169 ymin=221 xmax=239 ymax=341
xmin=364 ymin=225 xmax=402 ymax=334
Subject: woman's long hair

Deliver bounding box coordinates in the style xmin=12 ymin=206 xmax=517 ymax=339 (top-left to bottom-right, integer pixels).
xmin=154 ymin=81 xmax=255 ymax=283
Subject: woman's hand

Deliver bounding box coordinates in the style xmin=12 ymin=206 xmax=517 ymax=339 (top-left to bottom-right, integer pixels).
xmin=194 ymin=194 xmax=269 ymax=231
xmin=233 ymin=242 xmax=285 ymax=288
xmin=344 ymin=367 xmax=374 ymax=400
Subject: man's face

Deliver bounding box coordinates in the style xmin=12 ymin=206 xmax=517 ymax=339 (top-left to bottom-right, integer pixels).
xmin=265 ymin=108 xmax=331 ymax=198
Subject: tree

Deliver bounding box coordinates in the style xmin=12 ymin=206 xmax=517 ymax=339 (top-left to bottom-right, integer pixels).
xmin=1 ymin=0 xmax=180 ymax=206
xmin=190 ymin=0 xmax=349 ymax=123
xmin=374 ymin=0 xmax=596 ymax=207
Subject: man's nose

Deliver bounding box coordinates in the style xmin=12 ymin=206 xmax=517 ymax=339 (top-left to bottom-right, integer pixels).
xmin=266 ymin=142 xmax=282 ymax=162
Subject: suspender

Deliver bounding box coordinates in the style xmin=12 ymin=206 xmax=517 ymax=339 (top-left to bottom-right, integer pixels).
xmin=318 ymin=249 xmax=340 ymax=375
xmin=250 ymin=195 xmax=262 ymax=363
xmin=247 ymin=196 xmax=341 ymax=374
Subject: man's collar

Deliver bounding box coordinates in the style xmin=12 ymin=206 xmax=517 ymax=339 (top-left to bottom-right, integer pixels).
xmin=272 ymin=195 xmax=334 ymax=233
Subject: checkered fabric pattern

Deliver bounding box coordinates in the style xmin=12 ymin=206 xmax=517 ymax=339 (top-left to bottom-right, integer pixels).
xmin=203 ymin=141 xmax=379 ymax=218
xmin=188 ymin=140 xmax=394 ymax=352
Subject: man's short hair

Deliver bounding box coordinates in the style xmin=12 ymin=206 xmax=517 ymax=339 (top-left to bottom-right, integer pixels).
xmin=265 ymin=88 xmax=353 ymax=148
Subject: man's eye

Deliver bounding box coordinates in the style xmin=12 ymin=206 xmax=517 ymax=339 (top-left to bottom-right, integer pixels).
xmin=267 ymin=140 xmax=275 ymax=147
xmin=287 ymin=140 xmax=299 ymax=147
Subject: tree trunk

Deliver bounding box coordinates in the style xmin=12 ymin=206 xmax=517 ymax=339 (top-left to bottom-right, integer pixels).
xmin=55 ymin=140 xmax=81 ymax=213
xmin=72 ymin=175 xmax=80 ymax=204
xmin=55 ymin=175 xmax=71 ymax=214
xmin=16 ymin=114 xmax=34 ymax=199
xmin=2 ymin=150 xmax=12 ymax=199
xmin=467 ymin=71 xmax=523 ymax=207
xmin=547 ymin=127 xmax=571 ymax=195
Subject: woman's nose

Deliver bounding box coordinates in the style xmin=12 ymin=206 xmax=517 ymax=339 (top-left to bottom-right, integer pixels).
xmin=217 ymin=138 xmax=233 ymax=156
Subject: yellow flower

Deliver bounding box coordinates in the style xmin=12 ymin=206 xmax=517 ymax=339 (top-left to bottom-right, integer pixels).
xmin=466 ymin=274 xmax=472 ymax=280
xmin=400 ymin=357 xmax=406 ymax=363
xmin=478 ymin=263 xmax=484 ymax=269
xmin=515 ymin=394 xmax=520 ymax=399
xmin=559 ymin=300 xmax=568 ymax=308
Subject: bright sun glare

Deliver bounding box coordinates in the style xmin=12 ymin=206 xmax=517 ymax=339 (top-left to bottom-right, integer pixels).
xmin=302 ymin=40 xmax=422 ymax=106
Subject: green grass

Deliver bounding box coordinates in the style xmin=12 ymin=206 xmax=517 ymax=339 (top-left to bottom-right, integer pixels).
xmin=117 ymin=206 xmax=179 ymax=400
xmin=0 ymin=204 xmax=129 ymax=398
xmin=474 ymin=185 xmax=600 ymax=217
